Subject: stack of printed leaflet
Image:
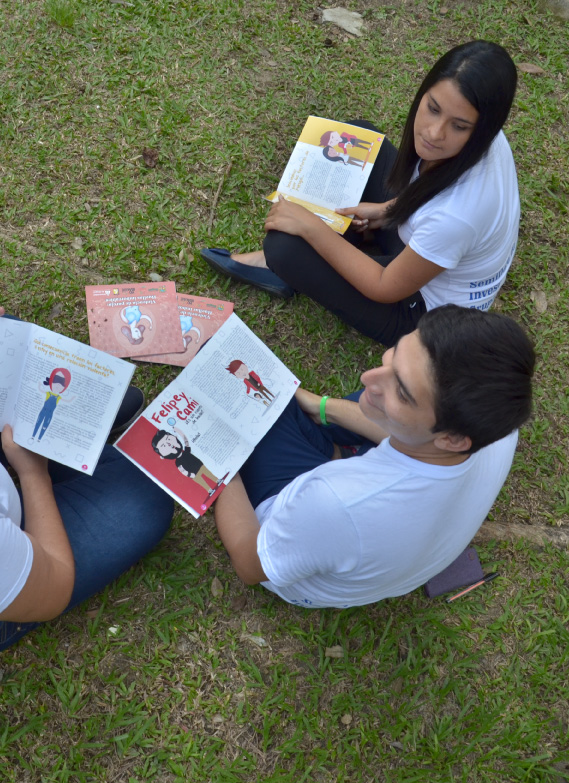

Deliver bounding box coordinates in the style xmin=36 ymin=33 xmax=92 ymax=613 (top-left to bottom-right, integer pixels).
xmin=85 ymin=281 xmax=233 ymax=366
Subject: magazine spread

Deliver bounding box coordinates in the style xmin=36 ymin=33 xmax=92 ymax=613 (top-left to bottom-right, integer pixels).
xmin=0 ymin=318 xmax=134 ymax=474
xmin=138 ymin=293 xmax=234 ymax=367
xmin=266 ymin=116 xmax=385 ymax=234
xmin=85 ymin=281 xmax=185 ymax=359
xmin=115 ymin=313 xmax=300 ymax=518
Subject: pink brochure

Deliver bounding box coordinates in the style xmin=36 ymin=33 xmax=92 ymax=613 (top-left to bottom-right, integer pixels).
xmin=85 ymin=281 xmax=184 ymax=359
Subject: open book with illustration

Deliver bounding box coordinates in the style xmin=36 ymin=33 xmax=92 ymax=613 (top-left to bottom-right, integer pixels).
xmin=266 ymin=116 xmax=385 ymax=234
xmin=115 ymin=314 xmax=299 ymax=518
xmin=0 ymin=318 xmax=133 ymax=474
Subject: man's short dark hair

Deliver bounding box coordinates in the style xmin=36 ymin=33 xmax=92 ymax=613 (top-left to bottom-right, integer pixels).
xmin=417 ymin=305 xmax=535 ymax=454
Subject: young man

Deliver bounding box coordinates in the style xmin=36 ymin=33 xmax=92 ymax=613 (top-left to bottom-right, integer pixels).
xmin=214 ymin=305 xmax=535 ymax=608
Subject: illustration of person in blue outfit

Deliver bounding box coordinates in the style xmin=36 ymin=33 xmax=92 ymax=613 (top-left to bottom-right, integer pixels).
xmin=120 ymin=305 xmax=153 ymax=346
xmin=31 ymin=368 xmax=75 ymax=441
xmin=179 ymin=314 xmax=201 ymax=351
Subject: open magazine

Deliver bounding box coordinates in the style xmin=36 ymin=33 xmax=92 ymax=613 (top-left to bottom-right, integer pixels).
xmin=115 ymin=314 xmax=300 ymax=518
xmin=0 ymin=318 xmax=134 ymax=474
xmin=266 ymin=116 xmax=385 ymax=234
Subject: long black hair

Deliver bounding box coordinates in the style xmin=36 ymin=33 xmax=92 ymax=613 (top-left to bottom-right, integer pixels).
xmin=385 ymin=41 xmax=517 ymax=227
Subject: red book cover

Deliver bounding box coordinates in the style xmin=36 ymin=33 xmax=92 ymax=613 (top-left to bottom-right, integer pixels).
xmin=139 ymin=293 xmax=234 ymax=367
xmin=85 ymin=281 xmax=184 ymax=359
xmin=116 ymin=414 xmax=226 ymax=517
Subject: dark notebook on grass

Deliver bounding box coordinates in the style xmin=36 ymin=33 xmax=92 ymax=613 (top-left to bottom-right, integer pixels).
xmin=424 ymin=546 xmax=483 ymax=598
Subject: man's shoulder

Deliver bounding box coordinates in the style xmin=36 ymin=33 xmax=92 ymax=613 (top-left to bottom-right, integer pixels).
xmin=477 ymin=430 xmax=518 ymax=465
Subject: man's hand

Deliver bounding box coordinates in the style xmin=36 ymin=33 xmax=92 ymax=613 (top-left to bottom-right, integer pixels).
xmin=1 ymin=425 xmax=49 ymax=479
xmin=336 ymin=200 xmax=395 ymax=232
xmin=295 ymin=387 xmax=324 ymax=424
xmin=264 ymin=196 xmax=327 ymax=239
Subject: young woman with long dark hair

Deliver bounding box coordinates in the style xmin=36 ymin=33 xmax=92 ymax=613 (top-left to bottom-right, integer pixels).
xmin=201 ymin=41 xmax=520 ymax=346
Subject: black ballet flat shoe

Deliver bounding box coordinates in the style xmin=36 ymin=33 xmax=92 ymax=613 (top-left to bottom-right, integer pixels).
xmin=200 ymin=248 xmax=295 ymax=299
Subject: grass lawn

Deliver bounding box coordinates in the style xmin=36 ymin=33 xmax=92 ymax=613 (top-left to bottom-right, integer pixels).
xmin=1 ymin=0 xmax=568 ymax=780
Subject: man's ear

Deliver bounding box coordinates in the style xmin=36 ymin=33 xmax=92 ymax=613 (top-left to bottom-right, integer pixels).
xmin=434 ymin=432 xmax=472 ymax=453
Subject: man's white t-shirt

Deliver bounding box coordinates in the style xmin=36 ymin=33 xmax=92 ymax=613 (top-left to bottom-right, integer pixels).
xmin=0 ymin=465 xmax=32 ymax=614
xmin=255 ymin=433 xmax=517 ymax=608
xmin=398 ymin=131 xmax=520 ymax=313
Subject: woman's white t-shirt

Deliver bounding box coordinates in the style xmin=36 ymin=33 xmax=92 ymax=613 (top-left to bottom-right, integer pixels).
xmin=398 ymin=131 xmax=520 ymax=312
xmin=0 ymin=464 xmax=32 ymax=614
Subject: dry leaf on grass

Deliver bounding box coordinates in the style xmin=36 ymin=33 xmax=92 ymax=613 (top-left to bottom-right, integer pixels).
xmin=321 ymin=8 xmax=364 ymax=36
xmin=230 ymin=594 xmax=247 ymax=611
xmin=341 ymin=713 xmax=352 ymax=725
xmin=530 ymin=290 xmax=548 ymax=313
xmin=325 ymin=645 xmax=344 ymax=658
xmin=48 ymin=303 xmax=63 ymax=320
xmin=71 ymin=237 xmax=83 ymax=250
xmin=518 ymin=62 xmax=546 ymax=75
xmin=211 ymin=576 xmax=224 ymax=597
xmin=241 ymin=633 xmax=269 ymax=648
xmin=142 ymin=147 xmax=159 ymax=167
xmin=149 ymin=272 xmax=163 ymax=282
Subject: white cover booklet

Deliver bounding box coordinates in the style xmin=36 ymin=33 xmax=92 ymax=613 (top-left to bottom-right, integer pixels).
xmin=0 ymin=318 xmax=134 ymax=475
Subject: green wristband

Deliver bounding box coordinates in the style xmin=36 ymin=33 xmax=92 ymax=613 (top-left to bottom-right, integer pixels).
xmin=320 ymin=395 xmax=330 ymax=426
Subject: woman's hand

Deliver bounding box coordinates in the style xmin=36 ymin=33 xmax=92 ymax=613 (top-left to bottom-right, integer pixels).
xmin=264 ymin=196 xmax=326 ymax=239
xmin=336 ymin=200 xmax=395 ymax=232
xmin=1 ymin=425 xmax=49 ymax=479
xmin=295 ymin=387 xmax=326 ymax=424
xmin=0 ymin=306 xmax=5 ymax=316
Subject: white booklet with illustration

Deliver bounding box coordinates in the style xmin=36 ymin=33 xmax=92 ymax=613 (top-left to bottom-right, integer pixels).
xmin=115 ymin=313 xmax=300 ymax=518
xmin=266 ymin=116 xmax=385 ymax=234
xmin=0 ymin=318 xmax=134 ymax=475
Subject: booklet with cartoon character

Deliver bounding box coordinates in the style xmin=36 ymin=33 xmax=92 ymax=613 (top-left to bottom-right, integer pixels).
xmin=138 ymin=293 xmax=234 ymax=368
xmin=85 ymin=281 xmax=184 ymax=359
xmin=115 ymin=313 xmax=300 ymax=518
xmin=265 ymin=116 xmax=385 ymax=234
xmin=0 ymin=317 xmax=134 ymax=474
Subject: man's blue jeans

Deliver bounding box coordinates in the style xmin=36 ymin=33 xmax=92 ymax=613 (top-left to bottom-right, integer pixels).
xmin=240 ymin=391 xmax=375 ymax=509
xmin=0 ymin=446 xmax=174 ymax=651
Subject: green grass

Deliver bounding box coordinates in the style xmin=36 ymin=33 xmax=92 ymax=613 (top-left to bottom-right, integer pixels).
xmin=44 ymin=0 xmax=78 ymax=29
xmin=1 ymin=0 xmax=569 ymax=780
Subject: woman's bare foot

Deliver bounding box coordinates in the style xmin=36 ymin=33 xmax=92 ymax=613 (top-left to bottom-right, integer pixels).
xmin=231 ymin=250 xmax=267 ymax=268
